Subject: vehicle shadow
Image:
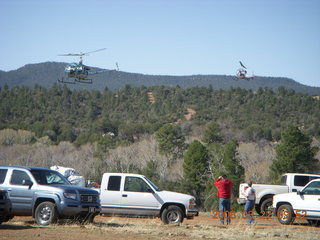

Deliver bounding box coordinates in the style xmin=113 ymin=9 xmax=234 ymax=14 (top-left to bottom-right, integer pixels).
xmin=0 ymin=224 xmax=42 ymax=230
xmin=93 ymin=222 xmax=134 ymax=227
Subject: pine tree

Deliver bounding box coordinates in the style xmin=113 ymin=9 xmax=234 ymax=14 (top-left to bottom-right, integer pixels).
xmin=183 ymin=140 xmax=209 ymax=205
xmin=270 ymin=125 xmax=319 ymax=182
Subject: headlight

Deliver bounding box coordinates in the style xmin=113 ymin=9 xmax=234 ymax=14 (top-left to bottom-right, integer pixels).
xmin=63 ymin=191 xmax=77 ymax=200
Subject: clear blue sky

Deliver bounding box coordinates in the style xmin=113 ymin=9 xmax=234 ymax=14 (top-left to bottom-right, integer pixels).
xmin=1 ymin=0 xmax=319 ymax=87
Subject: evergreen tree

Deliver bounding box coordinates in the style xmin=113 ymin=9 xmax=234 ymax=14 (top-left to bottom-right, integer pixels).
xmin=155 ymin=124 xmax=186 ymax=159
xmin=202 ymin=122 xmax=223 ymax=144
xmin=270 ymin=125 xmax=319 ymax=182
xmin=183 ymin=140 xmax=209 ymax=206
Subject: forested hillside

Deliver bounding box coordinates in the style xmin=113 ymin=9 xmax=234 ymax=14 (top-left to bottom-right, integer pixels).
xmin=1 ymin=62 xmax=320 ymax=95
xmin=1 ymin=84 xmax=320 ymax=143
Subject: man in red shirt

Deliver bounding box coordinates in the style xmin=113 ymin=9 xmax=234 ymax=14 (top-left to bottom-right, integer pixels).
xmin=214 ymin=174 xmax=234 ymax=224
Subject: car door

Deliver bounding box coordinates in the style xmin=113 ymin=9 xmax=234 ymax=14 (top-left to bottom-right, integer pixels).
xmin=7 ymin=169 xmax=36 ymax=215
xmin=100 ymin=175 xmax=123 ymax=214
xmin=293 ymin=181 xmax=320 ymax=218
xmin=120 ymin=176 xmax=161 ymax=215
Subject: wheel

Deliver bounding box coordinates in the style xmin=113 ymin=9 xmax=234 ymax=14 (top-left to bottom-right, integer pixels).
xmin=35 ymin=201 xmax=58 ymax=225
xmin=277 ymin=204 xmax=295 ymax=225
xmin=260 ymin=198 xmax=273 ymax=214
xmin=307 ymin=219 xmax=320 ymax=227
xmin=255 ymin=205 xmax=262 ymax=216
xmin=161 ymin=205 xmax=184 ymax=224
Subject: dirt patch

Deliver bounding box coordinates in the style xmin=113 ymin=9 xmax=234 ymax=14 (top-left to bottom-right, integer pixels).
xmin=1 ymin=213 xmax=319 ymax=240
xmin=184 ymin=108 xmax=196 ymax=120
xmin=147 ymin=92 xmax=155 ymax=104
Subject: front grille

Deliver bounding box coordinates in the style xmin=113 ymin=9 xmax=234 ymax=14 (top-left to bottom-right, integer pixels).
xmin=80 ymin=194 xmax=98 ymax=203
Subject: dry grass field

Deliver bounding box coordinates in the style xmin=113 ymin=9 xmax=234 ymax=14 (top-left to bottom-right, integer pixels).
xmin=1 ymin=213 xmax=319 ymax=240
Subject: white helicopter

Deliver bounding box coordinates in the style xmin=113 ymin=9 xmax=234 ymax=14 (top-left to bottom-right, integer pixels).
xmin=58 ymin=48 xmax=119 ymax=84
xmin=236 ymin=61 xmax=254 ymax=80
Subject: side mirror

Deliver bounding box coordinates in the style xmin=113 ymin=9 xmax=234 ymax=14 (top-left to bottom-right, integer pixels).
xmin=297 ymin=190 xmax=304 ymax=195
xmin=22 ymin=179 xmax=33 ymax=189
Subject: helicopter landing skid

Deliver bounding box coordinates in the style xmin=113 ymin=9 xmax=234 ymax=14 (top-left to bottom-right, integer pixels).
xmin=58 ymin=77 xmax=76 ymax=84
xmin=75 ymin=78 xmax=93 ymax=84
xmin=58 ymin=77 xmax=93 ymax=84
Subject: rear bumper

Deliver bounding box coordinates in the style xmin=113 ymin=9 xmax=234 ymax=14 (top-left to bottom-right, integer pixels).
xmin=237 ymin=198 xmax=246 ymax=205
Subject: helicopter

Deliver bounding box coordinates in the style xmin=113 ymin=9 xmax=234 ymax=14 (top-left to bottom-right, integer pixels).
xmin=236 ymin=61 xmax=254 ymax=80
xmin=58 ymin=48 xmax=115 ymax=84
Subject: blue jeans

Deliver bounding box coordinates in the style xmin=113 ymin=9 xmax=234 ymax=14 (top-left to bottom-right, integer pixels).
xmin=219 ymin=198 xmax=231 ymax=224
xmin=244 ymin=200 xmax=255 ymax=224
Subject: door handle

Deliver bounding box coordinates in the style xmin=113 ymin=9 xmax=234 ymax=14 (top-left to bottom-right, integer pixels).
xmin=122 ymin=194 xmax=127 ymax=197
xmin=7 ymin=188 xmax=12 ymax=191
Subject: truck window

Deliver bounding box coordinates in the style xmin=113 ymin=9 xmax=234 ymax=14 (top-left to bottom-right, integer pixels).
xmin=294 ymin=176 xmax=311 ymax=186
xmin=0 ymin=169 xmax=8 ymax=184
xmin=281 ymin=175 xmax=287 ymax=185
xmin=107 ymin=176 xmax=121 ymax=191
xmin=124 ymin=177 xmax=150 ymax=192
xmin=10 ymin=170 xmax=31 ymax=185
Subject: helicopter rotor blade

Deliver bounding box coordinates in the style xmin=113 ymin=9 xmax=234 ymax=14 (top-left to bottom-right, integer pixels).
xmin=58 ymin=53 xmax=84 ymax=57
xmin=84 ymin=48 xmax=106 ymax=55
xmin=58 ymin=48 xmax=105 ymax=57
xmin=239 ymin=61 xmax=247 ymax=69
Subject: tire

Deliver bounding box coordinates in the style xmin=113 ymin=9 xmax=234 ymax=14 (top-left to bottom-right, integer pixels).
xmin=35 ymin=201 xmax=58 ymax=226
xmin=260 ymin=198 xmax=273 ymax=214
xmin=161 ymin=205 xmax=184 ymax=224
xmin=277 ymin=204 xmax=295 ymax=225
xmin=255 ymin=205 xmax=262 ymax=216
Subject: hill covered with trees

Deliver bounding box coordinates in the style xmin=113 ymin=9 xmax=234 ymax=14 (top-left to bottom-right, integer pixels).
xmin=1 ymin=84 xmax=319 ymax=143
xmin=1 ymin=62 xmax=320 ymax=95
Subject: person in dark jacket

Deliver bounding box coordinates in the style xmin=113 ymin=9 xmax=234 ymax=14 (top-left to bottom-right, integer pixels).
xmin=214 ymin=174 xmax=234 ymax=224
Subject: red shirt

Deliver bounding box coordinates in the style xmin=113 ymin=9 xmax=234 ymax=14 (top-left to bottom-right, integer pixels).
xmin=214 ymin=178 xmax=234 ymax=198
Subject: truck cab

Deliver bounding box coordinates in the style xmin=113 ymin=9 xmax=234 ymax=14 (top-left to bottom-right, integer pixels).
xmin=100 ymin=173 xmax=198 ymax=224
xmin=271 ymin=179 xmax=320 ymax=226
xmin=238 ymin=173 xmax=320 ymax=214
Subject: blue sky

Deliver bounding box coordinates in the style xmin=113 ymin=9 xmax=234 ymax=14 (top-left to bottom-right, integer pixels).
xmin=1 ymin=0 xmax=319 ymax=87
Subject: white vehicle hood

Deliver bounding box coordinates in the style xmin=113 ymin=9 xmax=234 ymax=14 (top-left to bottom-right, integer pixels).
xmin=155 ymin=190 xmax=194 ymax=203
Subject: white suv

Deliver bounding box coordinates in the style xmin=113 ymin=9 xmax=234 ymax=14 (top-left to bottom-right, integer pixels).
xmin=271 ymin=179 xmax=320 ymax=226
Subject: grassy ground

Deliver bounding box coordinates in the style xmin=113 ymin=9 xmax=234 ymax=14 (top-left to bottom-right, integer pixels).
xmin=1 ymin=213 xmax=319 ymax=240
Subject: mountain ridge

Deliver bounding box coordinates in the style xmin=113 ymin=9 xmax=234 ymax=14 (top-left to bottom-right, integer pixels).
xmin=1 ymin=62 xmax=319 ymax=95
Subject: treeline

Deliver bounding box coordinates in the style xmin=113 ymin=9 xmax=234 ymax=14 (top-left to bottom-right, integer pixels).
xmin=1 ymin=84 xmax=319 ymax=145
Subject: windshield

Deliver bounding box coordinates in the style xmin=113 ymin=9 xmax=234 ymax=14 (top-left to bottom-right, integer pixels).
xmin=302 ymin=181 xmax=320 ymax=195
xmin=144 ymin=176 xmax=161 ymax=191
xmin=31 ymin=170 xmax=70 ymax=185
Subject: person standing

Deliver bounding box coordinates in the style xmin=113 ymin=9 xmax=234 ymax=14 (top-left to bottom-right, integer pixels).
xmin=214 ymin=174 xmax=234 ymax=224
xmin=243 ymin=182 xmax=256 ymax=224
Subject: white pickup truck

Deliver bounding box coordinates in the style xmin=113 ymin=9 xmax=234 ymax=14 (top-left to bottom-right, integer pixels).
xmin=271 ymin=179 xmax=320 ymax=226
xmin=237 ymin=173 xmax=320 ymax=214
xmin=99 ymin=173 xmax=198 ymax=224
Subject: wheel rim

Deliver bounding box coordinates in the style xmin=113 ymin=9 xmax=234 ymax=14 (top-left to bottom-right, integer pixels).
xmin=167 ymin=211 xmax=180 ymax=223
xmin=279 ymin=209 xmax=289 ymax=221
xmin=39 ymin=205 xmax=52 ymax=223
